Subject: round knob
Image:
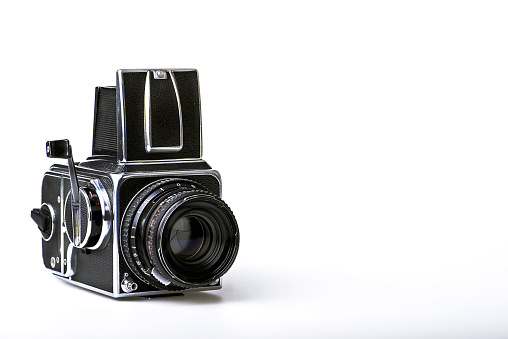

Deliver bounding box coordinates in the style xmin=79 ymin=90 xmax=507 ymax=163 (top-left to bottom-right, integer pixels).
xmin=63 ymin=180 xmax=111 ymax=250
xmin=121 ymin=274 xmax=139 ymax=293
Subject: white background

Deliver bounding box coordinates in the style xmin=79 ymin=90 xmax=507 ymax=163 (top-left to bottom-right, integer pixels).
xmin=1 ymin=1 xmax=508 ymax=338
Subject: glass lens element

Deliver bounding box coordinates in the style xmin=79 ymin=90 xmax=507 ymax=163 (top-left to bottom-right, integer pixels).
xmin=169 ymin=216 xmax=205 ymax=259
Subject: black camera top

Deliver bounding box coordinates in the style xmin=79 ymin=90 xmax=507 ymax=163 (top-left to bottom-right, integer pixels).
xmin=92 ymin=69 xmax=202 ymax=162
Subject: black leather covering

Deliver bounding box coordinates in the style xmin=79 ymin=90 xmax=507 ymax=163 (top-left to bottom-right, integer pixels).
xmin=118 ymin=69 xmax=202 ymax=161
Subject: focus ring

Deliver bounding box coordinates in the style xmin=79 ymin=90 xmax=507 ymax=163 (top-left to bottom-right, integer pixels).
xmin=146 ymin=189 xmax=216 ymax=286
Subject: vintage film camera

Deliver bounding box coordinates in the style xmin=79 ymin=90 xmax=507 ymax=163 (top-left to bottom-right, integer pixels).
xmin=31 ymin=69 xmax=240 ymax=298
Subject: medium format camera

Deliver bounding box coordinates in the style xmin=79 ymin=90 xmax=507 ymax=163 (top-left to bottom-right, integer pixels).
xmin=31 ymin=69 xmax=240 ymax=298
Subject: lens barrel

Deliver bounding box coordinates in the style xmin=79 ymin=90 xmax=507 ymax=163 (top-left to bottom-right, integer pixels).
xmin=121 ymin=179 xmax=239 ymax=289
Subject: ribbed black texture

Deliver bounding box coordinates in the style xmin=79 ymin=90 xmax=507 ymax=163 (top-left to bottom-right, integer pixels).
xmin=92 ymin=87 xmax=117 ymax=157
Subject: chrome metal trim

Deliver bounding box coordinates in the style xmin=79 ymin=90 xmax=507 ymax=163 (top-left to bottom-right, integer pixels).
xmin=82 ymin=158 xmax=205 ymax=165
xmin=109 ymin=172 xmax=124 ymax=297
xmin=119 ymin=282 xmax=222 ymax=297
xmin=195 ymin=69 xmax=203 ymax=158
xmin=55 ymin=274 xmax=220 ymax=298
xmin=121 ymin=274 xmax=139 ymax=292
xmin=116 ymin=158 xmax=204 ymax=164
xmin=44 ymin=172 xmax=62 ymax=179
xmin=41 ymin=203 xmax=55 ymax=242
xmin=116 ymin=70 xmax=127 ymax=162
xmin=60 ymin=176 xmax=65 ymax=275
xmin=120 ymin=68 xmax=197 ymax=73
xmin=143 ymin=70 xmax=183 ymax=153
xmin=87 ymin=179 xmax=112 ymax=250
xmin=63 ymin=189 xmax=92 ymax=249
xmin=51 ymin=244 xmax=76 ymax=278
xmin=153 ymin=70 xmax=167 ymax=79
xmin=64 ymin=243 xmax=76 ymax=277
xmin=151 ymin=268 xmax=172 ymax=286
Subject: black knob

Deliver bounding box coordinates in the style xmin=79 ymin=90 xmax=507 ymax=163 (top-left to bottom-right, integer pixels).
xmin=31 ymin=207 xmax=51 ymax=237
xmin=46 ymin=139 xmax=72 ymax=159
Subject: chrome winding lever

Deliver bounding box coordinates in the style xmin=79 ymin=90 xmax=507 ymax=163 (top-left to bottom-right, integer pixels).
xmin=46 ymin=139 xmax=81 ymax=246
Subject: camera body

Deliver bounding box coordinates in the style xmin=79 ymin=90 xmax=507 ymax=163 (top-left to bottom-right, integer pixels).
xmin=32 ymin=69 xmax=239 ymax=298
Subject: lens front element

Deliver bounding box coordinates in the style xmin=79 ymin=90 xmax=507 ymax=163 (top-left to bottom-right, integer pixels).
xmin=169 ymin=216 xmax=206 ymax=260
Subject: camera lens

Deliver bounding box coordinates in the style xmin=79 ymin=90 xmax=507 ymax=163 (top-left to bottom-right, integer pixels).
xmin=121 ymin=179 xmax=239 ymax=289
xmin=169 ymin=216 xmax=206 ymax=259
